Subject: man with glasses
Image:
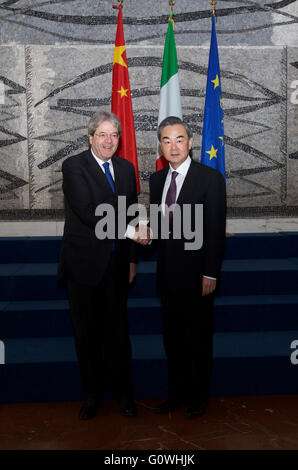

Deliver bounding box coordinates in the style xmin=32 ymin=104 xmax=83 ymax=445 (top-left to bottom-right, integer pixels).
xmin=58 ymin=110 xmax=138 ymax=419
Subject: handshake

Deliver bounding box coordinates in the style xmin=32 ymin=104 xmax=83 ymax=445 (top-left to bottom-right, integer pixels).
xmin=126 ymin=222 xmax=152 ymax=246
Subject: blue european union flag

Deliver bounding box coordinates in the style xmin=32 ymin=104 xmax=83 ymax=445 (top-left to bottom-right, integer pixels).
xmin=201 ymin=16 xmax=225 ymax=179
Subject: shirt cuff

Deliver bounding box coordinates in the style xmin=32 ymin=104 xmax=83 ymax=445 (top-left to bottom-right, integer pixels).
xmin=125 ymin=224 xmax=136 ymax=240
xmin=125 ymin=221 xmax=152 ymax=245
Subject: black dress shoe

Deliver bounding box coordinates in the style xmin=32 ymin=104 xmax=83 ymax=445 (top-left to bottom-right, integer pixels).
xmin=119 ymin=397 xmax=138 ymax=417
xmin=185 ymin=401 xmax=208 ymax=419
xmin=155 ymin=399 xmax=182 ymax=414
xmin=79 ymin=401 xmax=97 ymax=420
xmin=79 ymin=394 xmax=102 ymax=420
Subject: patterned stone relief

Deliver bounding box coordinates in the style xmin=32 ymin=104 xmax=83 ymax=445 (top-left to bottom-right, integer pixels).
xmin=1 ymin=1 xmax=297 ymax=46
xmin=287 ymin=47 xmax=298 ymax=206
xmin=0 ymin=0 xmax=297 ymax=218
xmin=0 ymin=45 xmax=29 ymax=211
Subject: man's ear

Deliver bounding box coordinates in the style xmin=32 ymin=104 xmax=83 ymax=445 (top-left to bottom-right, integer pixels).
xmin=88 ymin=135 xmax=93 ymax=147
xmin=158 ymin=142 xmax=163 ymax=157
xmin=189 ymin=137 xmax=194 ymax=151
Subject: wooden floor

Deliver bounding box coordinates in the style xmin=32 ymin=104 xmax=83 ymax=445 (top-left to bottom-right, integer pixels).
xmin=0 ymin=395 xmax=298 ymax=451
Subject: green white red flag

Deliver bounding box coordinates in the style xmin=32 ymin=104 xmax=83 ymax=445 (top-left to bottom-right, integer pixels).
xmin=156 ymin=17 xmax=182 ymax=171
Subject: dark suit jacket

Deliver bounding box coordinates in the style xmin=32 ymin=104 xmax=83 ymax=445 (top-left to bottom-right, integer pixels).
xmin=149 ymin=160 xmax=226 ymax=297
xmin=58 ymin=149 xmax=138 ymax=286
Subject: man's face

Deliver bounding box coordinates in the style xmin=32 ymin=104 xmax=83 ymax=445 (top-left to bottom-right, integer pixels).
xmin=89 ymin=120 xmax=119 ymax=161
xmin=160 ymin=124 xmax=193 ymax=169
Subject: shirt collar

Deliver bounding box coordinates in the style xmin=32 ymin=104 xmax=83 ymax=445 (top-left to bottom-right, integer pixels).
xmin=90 ymin=148 xmax=112 ymax=167
xmin=169 ymin=155 xmax=191 ymax=177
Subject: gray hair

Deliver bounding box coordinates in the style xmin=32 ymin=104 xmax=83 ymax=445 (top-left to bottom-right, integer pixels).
xmin=88 ymin=110 xmax=122 ymax=136
xmin=157 ymin=116 xmax=193 ymax=142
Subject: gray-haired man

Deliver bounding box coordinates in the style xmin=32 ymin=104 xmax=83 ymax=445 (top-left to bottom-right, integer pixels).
xmin=58 ymin=110 xmax=138 ymax=419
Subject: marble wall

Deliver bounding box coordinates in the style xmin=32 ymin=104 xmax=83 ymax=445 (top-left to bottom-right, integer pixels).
xmin=0 ymin=0 xmax=297 ymax=219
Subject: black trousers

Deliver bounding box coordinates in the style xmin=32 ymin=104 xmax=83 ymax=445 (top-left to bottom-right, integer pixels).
xmin=160 ymin=293 xmax=214 ymax=404
xmin=67 ymin=255 xmax=133 ymax=398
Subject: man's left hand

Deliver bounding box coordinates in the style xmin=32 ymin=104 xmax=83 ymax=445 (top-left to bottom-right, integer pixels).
xmin=129 ymin=262 xmax=137 ymax=283
xmin=202 ymin=277 xmax=216 ymax=296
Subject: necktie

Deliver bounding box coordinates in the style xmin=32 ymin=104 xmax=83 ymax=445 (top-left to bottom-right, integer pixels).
xmin=103 ymin=161 xmax=115 ymax=193
xmin=165 ymin=171 xmax=178 ymax=230
xmin=103 ymin=161 xmax=115 ymax=251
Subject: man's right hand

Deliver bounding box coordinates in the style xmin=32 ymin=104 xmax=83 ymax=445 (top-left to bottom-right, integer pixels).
xmin=134 ymin=224 xmax=151 ymax=245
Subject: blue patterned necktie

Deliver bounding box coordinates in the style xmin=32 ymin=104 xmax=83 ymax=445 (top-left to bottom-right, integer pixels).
xmin=165 ymin=171 xmax=178 ymax=230
xmin=103 ymin=161 xmax=115 ymax=250
xmin=103 ymin=161 xmax=115 ymax=193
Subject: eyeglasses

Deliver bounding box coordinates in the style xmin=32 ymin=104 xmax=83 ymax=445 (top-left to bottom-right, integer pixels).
xmin=94 ymin=132 xmax=119 ymax=140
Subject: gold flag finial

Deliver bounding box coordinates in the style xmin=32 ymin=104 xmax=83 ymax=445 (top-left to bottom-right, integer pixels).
xmin=169 ymin=0 xmax=175 ymax=27
xmin=211 ymin=0 xmax=217 ymax=16
xmin=113 ymin=0 xmax=123 ymax=8
xmin=169 ymin=0 xmax=175 ymax=13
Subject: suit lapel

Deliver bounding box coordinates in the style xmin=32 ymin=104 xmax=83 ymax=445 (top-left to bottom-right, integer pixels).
xmin=112 ymin=155 xmax=122 ymax=194
xmin=155 ymin=168 xmax=169 ymax=204
xmin=85 ymin=150 xmax=114 ymax=194
xmin=176 ymin=160 xmax=198 ymax=205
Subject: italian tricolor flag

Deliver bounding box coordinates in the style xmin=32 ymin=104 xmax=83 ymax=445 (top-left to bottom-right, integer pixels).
xmin=156 ymin=18 xmax=182 ymax=171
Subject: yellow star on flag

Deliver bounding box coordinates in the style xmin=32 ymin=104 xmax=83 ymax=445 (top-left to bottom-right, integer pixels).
xmin=206 ymin=145 xmax=218 ymax=160
xmin=219 ymin=136 xmax=224 ymax=145
xmin=117 ymin=86 xmax=129 ymax=98
xmin=211 ymin=74 xmax=219 ymax=89
xmin=113 ymin=46 xmax=127 ymax=68
xmin=220 ymin=97 xmax=223 ymax=108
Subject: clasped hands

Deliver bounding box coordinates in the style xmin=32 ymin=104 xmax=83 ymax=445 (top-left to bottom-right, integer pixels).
xmin=133 ymin=223 xmax=152 ymax=246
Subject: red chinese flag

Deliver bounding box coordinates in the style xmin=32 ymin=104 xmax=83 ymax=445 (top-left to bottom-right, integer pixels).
xmin=111 ymin=5 xmax=140 ymax=194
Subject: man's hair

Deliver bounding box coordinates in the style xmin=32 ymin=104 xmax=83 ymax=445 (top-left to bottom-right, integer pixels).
xmin=157 ymin=116 xmax=193 ymax=142
xmin=88 ymin=110 xmax=122 ymax=136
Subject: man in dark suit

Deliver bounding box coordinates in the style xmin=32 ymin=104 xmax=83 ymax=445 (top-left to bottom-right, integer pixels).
xmin=58 ymin=110 xmax=139 ymax=420
xmin=149 ymin=116 xmax=226 ymax=419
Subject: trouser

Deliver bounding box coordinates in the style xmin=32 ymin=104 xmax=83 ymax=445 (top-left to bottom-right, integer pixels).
xmin=67 ymin=255 xmax=133 ymax=398
xmin=160 ymin=293 xmax=214 ymax=404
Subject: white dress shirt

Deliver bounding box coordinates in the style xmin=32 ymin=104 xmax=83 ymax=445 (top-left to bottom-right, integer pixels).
xmin=91 ymin=149 xmax=138 ymax=242
xmin=161 ymin=156 xmax=191 ymax=209
xmin=162 ymin=156 xmax=215 ymax=281
xmin=91 ymin=148 xmax=115 ymax=180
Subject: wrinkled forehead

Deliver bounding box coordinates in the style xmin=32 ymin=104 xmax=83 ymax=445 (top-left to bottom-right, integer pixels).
xmin=96 ymin=120 xmax=119 ymax=134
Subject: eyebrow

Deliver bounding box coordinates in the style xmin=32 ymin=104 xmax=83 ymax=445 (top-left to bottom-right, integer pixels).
xmin=162 ymin=135 xmax=185 ymax=140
